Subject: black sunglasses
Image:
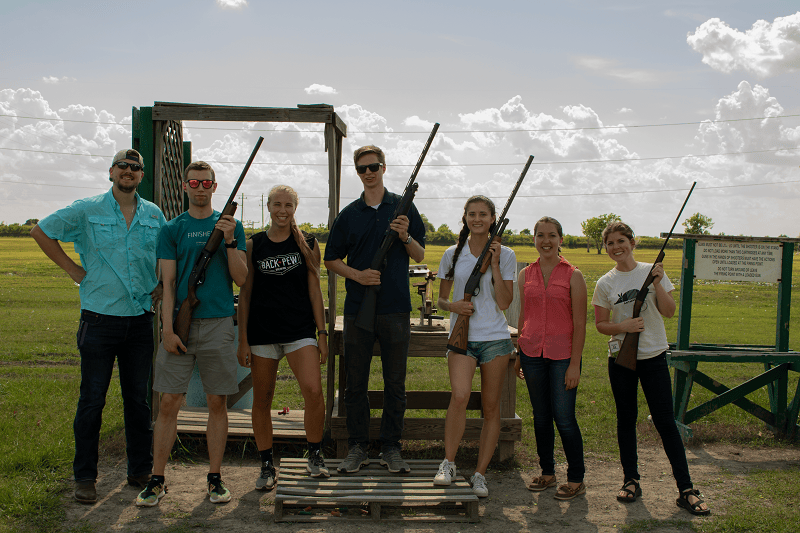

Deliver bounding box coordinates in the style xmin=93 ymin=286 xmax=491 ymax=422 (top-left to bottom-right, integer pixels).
xmin=186 ymin=179 xmax=215 ymax=189
xmin=356 ymin=163 xmax=383 ymax=174
xmin=113 ymin=161 xmax=143 ymax=172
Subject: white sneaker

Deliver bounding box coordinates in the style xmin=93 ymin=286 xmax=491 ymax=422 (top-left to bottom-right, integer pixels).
xmin=433 ymin=459 xmax=456 ymax=486
xmin=470 ymin=472 xmax=488 ymax=497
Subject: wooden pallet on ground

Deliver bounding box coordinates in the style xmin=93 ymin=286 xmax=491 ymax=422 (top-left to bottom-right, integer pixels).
xmin=175 ymin=406 xmax=306 ymax=441
xmin=274 ymin=458 xmax=480 ymax=523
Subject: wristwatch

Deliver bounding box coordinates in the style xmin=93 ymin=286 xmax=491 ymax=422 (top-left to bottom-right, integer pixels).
xmin=404 ymin=234 xmax=412 ymax=245
xmin=225 ymin=239 xmax=238 ymax=248
xmin=317 ymin=329 xmax=328 ymax=337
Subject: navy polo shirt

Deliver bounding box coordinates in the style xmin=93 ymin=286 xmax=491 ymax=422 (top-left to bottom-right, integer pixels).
xmin=325 ymin=188 xmax=426 ymax=316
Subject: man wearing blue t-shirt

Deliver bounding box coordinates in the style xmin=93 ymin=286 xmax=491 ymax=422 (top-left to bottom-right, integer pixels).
xmin=324 ymin=145 xmax=426 ymax=474
xmin=136 ymin=161 xmax=247 ymax=507
xmin=31 ymin=148 xmax=166 ymax=504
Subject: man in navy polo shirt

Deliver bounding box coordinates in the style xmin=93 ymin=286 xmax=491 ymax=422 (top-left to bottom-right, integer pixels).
xmin=324 ymin=145 xmax=425 ymax=474
xmin=31 ymin=149 xmax=166 ymax=504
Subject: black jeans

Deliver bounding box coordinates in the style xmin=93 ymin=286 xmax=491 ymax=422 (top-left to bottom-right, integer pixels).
xmin=74 ymin=310 xmax=154 ymax=482
xmin=343 ymin=313 xmax=410 ymax=450
xmin=608 ymin=352 xmax=693 ymax=491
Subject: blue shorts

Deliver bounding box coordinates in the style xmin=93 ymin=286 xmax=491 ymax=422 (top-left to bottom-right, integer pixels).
xmin=448 ymin=338 xmax=514 ymax=365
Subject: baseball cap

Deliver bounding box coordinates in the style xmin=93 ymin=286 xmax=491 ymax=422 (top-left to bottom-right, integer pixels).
xmin=112 ymin=149 xmax=145 ymax=168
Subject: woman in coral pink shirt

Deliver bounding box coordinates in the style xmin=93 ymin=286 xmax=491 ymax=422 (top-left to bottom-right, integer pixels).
xmin=515 ymin=216 xmax=587 ymax=500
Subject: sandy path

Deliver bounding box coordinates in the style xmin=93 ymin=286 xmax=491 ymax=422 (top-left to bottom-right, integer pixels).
xmin=66 ymin=444 xmax=800 ymax=532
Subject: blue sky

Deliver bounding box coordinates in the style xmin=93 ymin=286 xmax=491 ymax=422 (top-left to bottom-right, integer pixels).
xmin=1 ymin=0 xmax=798 ymax=238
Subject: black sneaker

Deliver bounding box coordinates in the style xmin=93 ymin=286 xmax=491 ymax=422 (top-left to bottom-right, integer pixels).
xmin=256 ymin=461 xmax=276 ymax=490
xmin=136 ymin=478 xmax=165 ymax=507
xmin=307 ymin=450 xmax=330 ymax=478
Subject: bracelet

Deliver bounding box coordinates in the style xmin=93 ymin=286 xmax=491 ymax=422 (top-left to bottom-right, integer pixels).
xmin=317 ymin=329 xmax=328 ymax=337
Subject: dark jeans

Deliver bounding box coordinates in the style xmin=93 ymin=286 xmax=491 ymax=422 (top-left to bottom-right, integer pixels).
xmin=74 ymin=310 xmax=154 ymax=482
xmin=343 ymin=313 xmax=410 ymax=450
xmin=608 ymin=352 xmax=693 ymax=491
xmin=520 ymin=353 xmax=585 ymax=482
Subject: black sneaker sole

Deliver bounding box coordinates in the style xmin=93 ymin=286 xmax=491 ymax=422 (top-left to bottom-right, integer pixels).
xmin=337 ymin=459 xmax=369 ymax=473
xmin=379 ymin=459 xmax=410 ymax=474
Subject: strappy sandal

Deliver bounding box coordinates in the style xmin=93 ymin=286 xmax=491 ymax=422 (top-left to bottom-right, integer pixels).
xmin=616 ymin=478 xmax=641 ymax=503
xmin=527 ymin=475 xmax=557 ymax=492
xmin=554 ymin=482 xmax=586 ymax=500
xmin=677 ymin=488 xmax=710 ymax=516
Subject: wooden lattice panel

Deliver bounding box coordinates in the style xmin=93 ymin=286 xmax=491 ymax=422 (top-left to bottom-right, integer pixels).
xmin=157 ymin=120 xmax=184 ymax=221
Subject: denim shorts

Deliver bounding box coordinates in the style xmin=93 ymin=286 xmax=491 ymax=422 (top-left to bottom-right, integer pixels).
xmin=448 ymin=338 xmax=514 ymax=365
xmin=251 ymin=338 xmax=317 ymax=361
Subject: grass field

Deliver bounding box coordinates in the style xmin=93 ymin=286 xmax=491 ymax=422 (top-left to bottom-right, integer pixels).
xmin=1 ymin=236 xmax=798 ymax=531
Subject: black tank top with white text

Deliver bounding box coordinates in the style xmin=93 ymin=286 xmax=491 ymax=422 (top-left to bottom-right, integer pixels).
xmin=247 ymin=231 xmax=316 ymax=345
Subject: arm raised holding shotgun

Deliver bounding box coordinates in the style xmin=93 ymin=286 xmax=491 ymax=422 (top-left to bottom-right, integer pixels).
xmin=444 ymin=155 xmax=533 ymax=355
xmin=612 ymin=182 xmax=695 ymax=370
xmin=353 ymin=123 xmax=439 ymax=332
xmin=170 ymin=137 xmax=263 ymax=352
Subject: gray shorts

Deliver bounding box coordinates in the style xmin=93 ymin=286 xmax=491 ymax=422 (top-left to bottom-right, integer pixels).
xmin=251 ymin=338 xmax=317 ymax=361
xmin=154 ymin=316 xmax=239 ymax=396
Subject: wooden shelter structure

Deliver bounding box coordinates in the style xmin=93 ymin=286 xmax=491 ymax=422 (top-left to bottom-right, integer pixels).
xmin=131 ymin=101 xmax=346 ymax=430
xmin=666 ymin=234 xmax=800 ymax=441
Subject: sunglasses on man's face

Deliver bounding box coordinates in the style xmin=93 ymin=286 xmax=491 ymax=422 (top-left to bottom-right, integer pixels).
xmin=356 ymin=163 xmax=383 ymax=174
xmin=113 ymin=161 xmax=143 ymax=172
xmin=186 ymin=179 xmax=215 ymax=189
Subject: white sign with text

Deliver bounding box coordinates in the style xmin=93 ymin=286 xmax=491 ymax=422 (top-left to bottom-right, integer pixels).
xmin=695 ymin=241 xmax=782 ymax=282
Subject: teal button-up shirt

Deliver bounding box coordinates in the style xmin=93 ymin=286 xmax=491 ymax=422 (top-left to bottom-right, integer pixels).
xmin=38 ymin=188 xmax=167 ymax=316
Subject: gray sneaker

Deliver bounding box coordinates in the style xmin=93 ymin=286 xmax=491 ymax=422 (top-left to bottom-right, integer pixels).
xmin=380 ymin=447 xmax=410 ymax=473
xmin=470 ymin=472 xmax=489 ymax=498
xmin=256 ymin=462 xmax=276 ymax=490
xmin=307 ymin=451 xmax=330 ymax=478
xmin=337 ymin=444 xmax=370 ymax=473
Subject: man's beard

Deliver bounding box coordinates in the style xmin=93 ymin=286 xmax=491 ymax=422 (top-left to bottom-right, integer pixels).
xmin=116 ymin=181 xmax=137 ymax=194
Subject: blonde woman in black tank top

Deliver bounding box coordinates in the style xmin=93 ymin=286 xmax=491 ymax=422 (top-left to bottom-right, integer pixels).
xmin=237 ymin=185 xmax=329 ymax=489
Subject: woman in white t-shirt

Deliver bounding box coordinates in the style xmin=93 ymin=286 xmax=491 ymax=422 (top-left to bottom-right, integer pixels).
xmin=432 ymin=195 xmax=516 ymax=498
xmin=592 ymin=221 xmax=709 ymax=516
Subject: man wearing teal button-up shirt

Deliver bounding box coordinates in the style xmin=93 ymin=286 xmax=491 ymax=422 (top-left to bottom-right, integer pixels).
xmin=31 ymin=149 xmax=166 ymax=504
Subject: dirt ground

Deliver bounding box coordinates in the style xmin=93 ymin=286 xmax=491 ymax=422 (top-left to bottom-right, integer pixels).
xmin=65 ymin=443 xmax=800 ymax=532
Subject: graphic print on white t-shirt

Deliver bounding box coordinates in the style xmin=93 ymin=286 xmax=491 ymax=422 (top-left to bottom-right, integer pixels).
xmin=257 ymin=252 xmax=302 ymax=275
xmin=614 ymin=288 xmax=648 ymax=313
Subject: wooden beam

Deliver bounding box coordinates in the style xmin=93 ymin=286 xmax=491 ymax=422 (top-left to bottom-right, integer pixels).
xmin=153 ymin=102 xmax=334 ymax=124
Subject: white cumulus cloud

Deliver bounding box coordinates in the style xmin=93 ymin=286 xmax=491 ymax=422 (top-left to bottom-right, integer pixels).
xmin=42 ymin=76 xmax=76 ymax=84
xmin=687 ymin=13 xmax=800 ymax=77
xmin=304 ymin=84 xmax=338 ymax=95
xmin=216 ymin=0 xmax=247 ymax=8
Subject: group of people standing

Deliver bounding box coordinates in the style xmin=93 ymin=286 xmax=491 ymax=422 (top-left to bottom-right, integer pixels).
xmin=31 ymin=143 xmax=708 ymax=516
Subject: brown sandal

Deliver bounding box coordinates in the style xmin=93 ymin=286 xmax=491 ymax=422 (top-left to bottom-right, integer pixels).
xmin=554 ymin=482 xmax=586 ymax=500
xmin=527 ymin=475 xmax=557 ymax=492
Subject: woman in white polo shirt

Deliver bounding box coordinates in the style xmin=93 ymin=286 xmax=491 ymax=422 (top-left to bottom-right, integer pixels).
xmin=432 ymin=195 xmax=516 ymax=498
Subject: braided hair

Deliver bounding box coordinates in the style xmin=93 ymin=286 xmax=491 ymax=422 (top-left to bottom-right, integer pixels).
xmin=445 ymin=195 xmax=497 ymax=280
xmin=267 ymin=185 xmax=320 ymax=279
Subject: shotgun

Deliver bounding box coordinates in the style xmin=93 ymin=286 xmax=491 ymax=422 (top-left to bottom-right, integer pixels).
xmin=446 ymin=155 xmax=534 ymax=354
xmin=173 ymin=137 xmax=264 ymax=351
xmin=614 ymin=182 xmax=696 ymax=370
xmin=354 ymin=123 xmax=440 ymax=332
